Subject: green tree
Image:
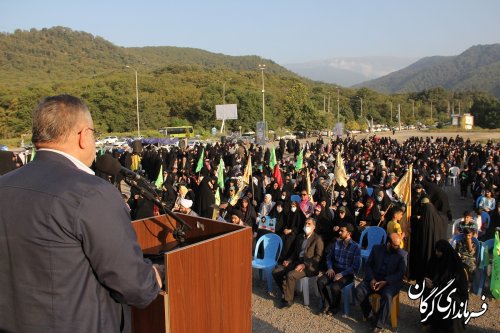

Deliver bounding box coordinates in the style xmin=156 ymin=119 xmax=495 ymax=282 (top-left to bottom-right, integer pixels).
xmin=470 ymin=95 xmax=500 ymax=129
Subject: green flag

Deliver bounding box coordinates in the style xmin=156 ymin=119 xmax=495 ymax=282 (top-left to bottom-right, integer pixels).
xmin=217 ymin=157 xmax=225 ymax=190
xmin=155 ymin=164 xmax=163 ymax=189
xmin=491 ymin=231 xmax=500 ymax=299
xmin=294 ymin=149 xmax=303 ymax=171
xmin=30 ymin=147 xmax=36 ymax=162
xmin=269 ymin=146 xmax=277 ymax=170
xmin=195 ymin=148 xmax=205 ymax=173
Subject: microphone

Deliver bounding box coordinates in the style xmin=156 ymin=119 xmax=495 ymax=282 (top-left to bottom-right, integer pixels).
xmin=95 ymin=154 xmax=192 ymax=243
xmin=95 ymin=154 xmax=140 ymax=180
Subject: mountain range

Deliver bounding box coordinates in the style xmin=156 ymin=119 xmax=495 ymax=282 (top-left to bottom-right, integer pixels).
xmin=0 ymin=27 xmax=498 ymax=138
xmin=284 ymin=56 xmax=417 ymax=87
xmin=355 ymin=44 xmax=500 ymax=99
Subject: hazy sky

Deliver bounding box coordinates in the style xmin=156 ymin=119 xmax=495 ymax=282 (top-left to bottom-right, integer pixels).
xmin=1 ymin=0 xmax=499 ymax=64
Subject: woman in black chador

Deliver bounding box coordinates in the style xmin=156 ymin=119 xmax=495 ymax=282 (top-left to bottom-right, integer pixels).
xmin=420 ymin=240 xmax=468 ymax=333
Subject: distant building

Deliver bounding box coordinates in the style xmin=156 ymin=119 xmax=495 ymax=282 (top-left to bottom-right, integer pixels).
xmin=451 ymin=113 xmax=474 ymax=130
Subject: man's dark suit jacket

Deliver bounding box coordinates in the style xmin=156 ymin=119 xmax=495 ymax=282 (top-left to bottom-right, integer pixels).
xmin=364 ymin=244 xmax=406 ymax=291
xmin=287 ymin=232 xmax=325 ymax=276
xmin=0 ymin=151 xmax=159 ymax=333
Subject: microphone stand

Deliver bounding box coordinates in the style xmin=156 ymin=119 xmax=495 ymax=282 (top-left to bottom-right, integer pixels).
xmin=124 ymin=176 xmax=192 ymax=246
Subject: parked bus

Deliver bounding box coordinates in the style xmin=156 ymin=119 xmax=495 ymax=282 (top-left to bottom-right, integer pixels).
xmin=159 ymin=126 xmax=194 ymax=138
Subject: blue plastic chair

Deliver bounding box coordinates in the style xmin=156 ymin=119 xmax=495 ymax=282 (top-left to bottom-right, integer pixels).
xmin=474 ymin=238 xmax=494 ymax=295
xmin=252 ymin=233 xmax=283 ymax=293
xmin=475 ymin=196 xmax=483 ymax=209
xmin=358 ymin=226 xmax=387 ymax=273
xmin=449 ymin=234 xmax=480 ymax=251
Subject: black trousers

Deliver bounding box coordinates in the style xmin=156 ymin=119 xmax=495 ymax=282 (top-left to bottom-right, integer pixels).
xmin=317 ymin=273 xmax=354 ymax=308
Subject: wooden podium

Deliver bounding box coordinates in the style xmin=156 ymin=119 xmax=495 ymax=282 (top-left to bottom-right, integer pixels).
xmin=131 ymin=213 xmax=252 ymax=333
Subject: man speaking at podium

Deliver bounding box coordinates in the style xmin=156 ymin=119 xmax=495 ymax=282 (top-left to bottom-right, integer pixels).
xmin=0 ymin=95 xmax=162 ymax=333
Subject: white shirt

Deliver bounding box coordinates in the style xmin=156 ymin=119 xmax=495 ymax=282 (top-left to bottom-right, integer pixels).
xmin=38 ymin=148 xmax=95 ymax=175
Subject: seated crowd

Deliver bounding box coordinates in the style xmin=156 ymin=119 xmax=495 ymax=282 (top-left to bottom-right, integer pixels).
xmin=9 ymin=133 xmax=498 ymax=332
xmin=111 ymin=134 xmax=496 ymax=332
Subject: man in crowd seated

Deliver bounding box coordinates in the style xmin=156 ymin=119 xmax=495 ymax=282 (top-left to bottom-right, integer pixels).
xmin=177 ymin=198 xmax=199 ymax=217
xmin=272 ymin=217 xmax=324 ymax=308
xmin=230 ymin=209 xmax=245 ymax=226
xmin=454 ymin=227 xmax=478 ymax=281
xmin=316 ymin=222 xmax=360 ymax=315
xmin=355 ymin=233 xmax=406 ymax=333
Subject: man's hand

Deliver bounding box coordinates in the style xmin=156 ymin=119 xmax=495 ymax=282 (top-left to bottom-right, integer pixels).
xmin=370 ymin=278 xmax=377 ymax=290
xmin=152 ymin=265 xmax=163 ymax=289
xmin=326 ymin=268 xmax=335 ymax=278
xmin=283 ymin=260 xmax=290 ymax=267
xmin=295 ymin=264 xmax=305 ymax=272
xmin=334 ymin=273 xmax=343 ymax=281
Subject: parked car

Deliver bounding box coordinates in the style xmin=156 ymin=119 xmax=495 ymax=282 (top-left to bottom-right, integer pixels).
xmin=187 ymin=139 xmax=201 ymax=148
xmin=103 ymin=136 xmax=118 ymax=144
xmin=95 ymin=138 xmax=105 ymax=146
xmin=280 ymin=131 xmax=296 ymax=140
xmin=240 ymin=135 xmax=255 ymax=144
xmin=294 ymin=131 xmax=306 ymax=139
xmin=113 ymin=137 xmax=130 ymax=147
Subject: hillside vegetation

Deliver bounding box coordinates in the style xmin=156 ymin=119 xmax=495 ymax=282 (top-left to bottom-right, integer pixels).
xmin=0 ymin=27 xmax=498 ymax=139
xmin=356 ymin=44 xmax=500 ymax=100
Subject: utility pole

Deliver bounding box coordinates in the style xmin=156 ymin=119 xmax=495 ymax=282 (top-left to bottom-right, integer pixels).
xmin=222 ymin=82 xmax=226 ymax=104
xmin=258 ymin=64 xmax=266 ymax=139
xmin=360 ymin=97 xmax=363 ymax=118
xmin=337 ymin=87 xmax=340 ymax=124
xmin=323 ymin=96 xmax=326 ymax=112
xmin=327 ymin=95 xmax=331 ymax=113
xmin=398 ymin=104 xmax=401 ymax=131
xmin=430 ymin=100 xmax=433 ymax=122
xmin=125 ymin=65 xmax=140 ymax=138
xmin=390 ymin=101 xmax=393 ymax=123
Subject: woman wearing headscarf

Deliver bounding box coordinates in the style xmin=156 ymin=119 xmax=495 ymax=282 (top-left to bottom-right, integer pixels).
xmin=193 ymin=176 xmax=216 ymax=219
xmin=266 ymin=181 xmax=282 ymax=203
xmin=258 ymin=194 xmax=275 ymax=220
xmin=313 ymin=204 xmax=334 ymax=245
xmin=255 ymin=201 xmax=287 ymax=243
xmin=298 ymin=190 xmax=315 ymax=218
xmin=408 ymin=197 xmax=448 ymax=282
xmin=234 ymin=196 xmax=258 ymax=231
xmin=420 ymin=240 xmax=468 ymax=333
xmin=279 ymin=200 xmax=306 ymax=261
xmin=354 ymin=197 xmax=381 ymax=242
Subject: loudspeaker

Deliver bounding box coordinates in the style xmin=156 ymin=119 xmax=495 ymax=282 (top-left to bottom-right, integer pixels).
xmin=132 ymin=140 xmax=143 ymax=154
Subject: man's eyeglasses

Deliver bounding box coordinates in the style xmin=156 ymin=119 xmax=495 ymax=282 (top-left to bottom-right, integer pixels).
xmin=78 ymin=127 xmax=100 ymax=137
